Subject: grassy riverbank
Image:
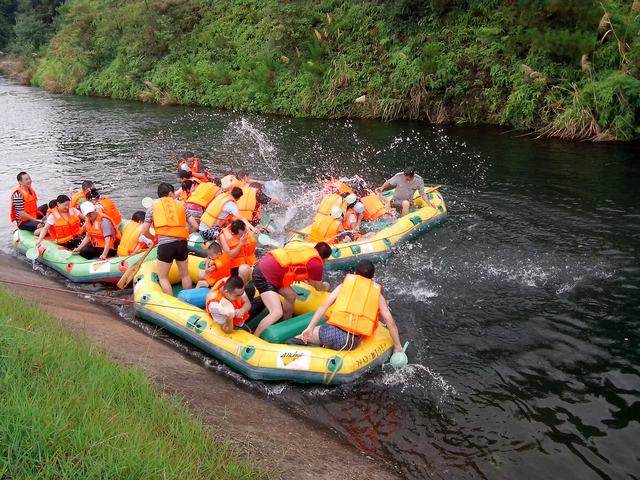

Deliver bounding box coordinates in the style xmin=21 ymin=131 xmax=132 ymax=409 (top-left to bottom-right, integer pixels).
xmin=0 ymin=288 xmax=266 ymax=480
xmin=1 ymin=1 xmax=639 ymax=141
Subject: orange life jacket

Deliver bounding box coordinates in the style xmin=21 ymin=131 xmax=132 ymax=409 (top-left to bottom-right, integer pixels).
xmin=179 ymin=157 xmax=203 ymax=174
xmin=70 ymin=190 xmax=85 ymax=209
xmin=85 ymin=212 xmax=121 ymax=249
xmin=342 ymin=208 xmax=358 ymax=231
xmin=201 ymin=193 xmax=236 ymax=229
xmin=317 ymin=193 xmax=345 ymax=216
xmin=327 ymin=274 xmax=381 ymax=337
xmin=236 ymin=185 xmax=258 ymax=222
xmin=324 ymin=179 xmax=352 ymax=195
xmin=98 ymin=196 xmax=122 ymax=226
xmin=308 ymin=214 xmax=341 ymax=244
xmin=361 ymin=193 xmax=389 ymax=221
xmin=221 ymin=226 xmax=257 ymax=267
xmin=205 ymin=277 xmax=248 ymax=326
xmin=203 ymin=254 xmax=232 ymax=286
xmin=10 ymin=185 xmax=38 ymax=224
xmin=269 ymin=247 xmax=322 ymax=288
xmin=117 ymin=220 xmax=148 ymax=256
xmin=152 ymin=197 xmax=189 ymax=239
xmin=187 ymin=182 xmax=219 ymax=208
xmin=50 ymin=206 xmax=82 ymax=244
xmin=177 ymin=189 xmax=191 ymax=202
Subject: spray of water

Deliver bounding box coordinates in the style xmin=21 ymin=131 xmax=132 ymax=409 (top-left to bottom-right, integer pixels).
xmin=233 ymin=118 xmax=280 ymax=176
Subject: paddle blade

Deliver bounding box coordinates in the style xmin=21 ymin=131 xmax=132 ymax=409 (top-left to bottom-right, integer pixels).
xmin=117 ymin=246 xmax=154 ymax=289
xmin=257 ymin=233 xmax=280 ymax=247
xmin=25 ymin=247 xmax=39 ymax=260
xmin=141 ymin=197 xmax=153 ymax=209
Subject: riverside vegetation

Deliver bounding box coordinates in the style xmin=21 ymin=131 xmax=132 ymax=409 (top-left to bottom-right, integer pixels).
xmin=0 ymin=288 xmax=266 ymax=479
xmin=1 ymin=0 xmax=639 ymax=141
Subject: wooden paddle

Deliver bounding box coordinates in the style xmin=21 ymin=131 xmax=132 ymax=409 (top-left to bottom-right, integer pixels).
xmin=285 ymin=228 xmax=309 ymax=237
xmin=116 ymin=244 xmax=156 ymax=289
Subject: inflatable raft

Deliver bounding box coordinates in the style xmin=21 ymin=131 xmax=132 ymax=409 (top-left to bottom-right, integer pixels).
xmin=133 ymin=256 xmax=394 ymax=384
xmin=285 ymin=187 xmax=447 ymax=270
xmin=12 ymin=229 xmax=158 ymax=283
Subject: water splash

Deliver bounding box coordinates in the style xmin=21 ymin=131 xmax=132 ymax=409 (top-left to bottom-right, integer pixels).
xmin=233 ymin=118 xmax=280 ymax=176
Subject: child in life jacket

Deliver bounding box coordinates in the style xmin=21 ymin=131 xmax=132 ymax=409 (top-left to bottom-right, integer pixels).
xmin=196 ymin=242 xmax=231 ymax=288
xmin=205 ymin=276 xmax=251 ymax=334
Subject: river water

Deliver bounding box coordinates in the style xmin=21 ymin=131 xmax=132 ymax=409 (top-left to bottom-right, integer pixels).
xmin=1 ymin=77 xmax=639 ymax=479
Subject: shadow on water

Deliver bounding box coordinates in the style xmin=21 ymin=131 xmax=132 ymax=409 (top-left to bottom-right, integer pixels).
xmin=2 ymin=77 xmax=640 ymax=479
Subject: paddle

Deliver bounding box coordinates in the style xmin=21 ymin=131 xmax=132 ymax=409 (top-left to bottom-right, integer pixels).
xmin=116 ymin=243 xmax=156 ymax=289
xmin=285 ymin=228 xmax=309 ymax=237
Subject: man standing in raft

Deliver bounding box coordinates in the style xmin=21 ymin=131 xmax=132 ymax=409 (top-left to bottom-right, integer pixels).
xmin=138 ymin=182 xmax=195 ymax=294
xmin=375 ymin=166 xmax=433 ymax=216
xmin=10 ymin=172 xmax=47 ymax=232
xmin=297 ymin=259 xmax=403 ymax=353
xmin=251 ymin=242 xmax=332 ymax=338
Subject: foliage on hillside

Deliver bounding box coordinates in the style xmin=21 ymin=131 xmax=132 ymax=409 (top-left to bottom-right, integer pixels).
xmin=4 ymin=0 xmax=640 ymax=140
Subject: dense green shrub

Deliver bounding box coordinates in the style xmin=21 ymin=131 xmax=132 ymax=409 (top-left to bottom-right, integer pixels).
xmin=9 ymin=0 xmax=640 ymax=140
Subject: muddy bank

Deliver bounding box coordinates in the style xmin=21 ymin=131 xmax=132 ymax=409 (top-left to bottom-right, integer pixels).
xmin=0 ymin=55 xmax=32 ymax=85
xmin=0 ymin=252 xmax=400 ymax=480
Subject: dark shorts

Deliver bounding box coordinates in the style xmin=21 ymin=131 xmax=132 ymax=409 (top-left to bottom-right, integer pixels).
xmin=251 ymin=264 xmax=278 ymax=294
xmin=18 ymin=220 xmax=41 ymax=232
xmin=157 ymin=240 xmax=189 ymax=263
xmin=319 ymin=324 xmax=361 ymax=351
xmin=60 ymin=236 xmax=83 ymax=250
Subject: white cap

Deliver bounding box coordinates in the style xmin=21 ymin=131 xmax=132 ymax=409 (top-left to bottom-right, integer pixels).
xmin=354 ymin=202 xmax=365 ymax=214
xmin=80 ymin=201 xmax=96 ymax=216
xmin=345 ymin=193 xmax=357 ymax=205
xmin=221 ymin=177 xmax=232 ymax=190
xmin=330 ymin=206 xmax=343 ymax=218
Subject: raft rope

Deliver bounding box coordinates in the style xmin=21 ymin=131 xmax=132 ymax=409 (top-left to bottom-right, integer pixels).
xmin=0 ymin=278 xmax=200 ymax=313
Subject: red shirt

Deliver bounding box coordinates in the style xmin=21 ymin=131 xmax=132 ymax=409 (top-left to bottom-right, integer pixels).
xmin=258 ymin=254 xmax=324 ymax=289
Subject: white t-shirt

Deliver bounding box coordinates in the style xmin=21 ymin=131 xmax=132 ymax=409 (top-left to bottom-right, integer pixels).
xmin=46 ymin=207 xmax=81 ymax=226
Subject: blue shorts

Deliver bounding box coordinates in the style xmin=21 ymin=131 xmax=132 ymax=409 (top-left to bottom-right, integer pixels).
xmin=318 ymin=324 xmax=361 ymax=351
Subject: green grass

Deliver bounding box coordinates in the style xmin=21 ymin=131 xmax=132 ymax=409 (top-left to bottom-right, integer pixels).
xmin=0 ymin=288 xmax=266 ymax=480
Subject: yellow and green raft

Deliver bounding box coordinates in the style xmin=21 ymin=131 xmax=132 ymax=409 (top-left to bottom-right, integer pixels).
xmin=133 ymin=256 xmax=394 ymax=384
xmin=285 ymin=187 xmax=447 ymax=270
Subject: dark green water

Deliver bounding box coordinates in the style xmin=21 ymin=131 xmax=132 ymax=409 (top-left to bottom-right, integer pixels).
xmin=1 ymin=77 xmax=639 ymax=479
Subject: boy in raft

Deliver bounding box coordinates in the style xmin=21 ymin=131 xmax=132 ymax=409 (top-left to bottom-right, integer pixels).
xmin=70 ymin=180 xmax=95 ymax=208
xmin=251 ymin=242 xmax=332 ymax=338
xmin=10 ymin=171 xmax=48 ymax=232
xmin=138 ymin=182 xmax=195 ymax=295
xmin=205 ymin=276 xmax=251 ymax=334
xmin=86 ymin=189 xmax=123 ymax=226
xmin=35 ymin=195 xmax=85 ymax=250
xmin=117 ymin=211 xmax=153 ymax=257
xmin=194 ymin=242 xmax=254 ymax=289
xmin=198 ymin=186 xmax=256 ymax=241
xmin=297 ymin=259 xmax=403 ymax=353
xmin=375 ymin=166 xmax=434 ymax=216
xmin=72 ymin=201 xmax=120 ymax=260
xmin=195 ymin=242 xmax=231 ymax=288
